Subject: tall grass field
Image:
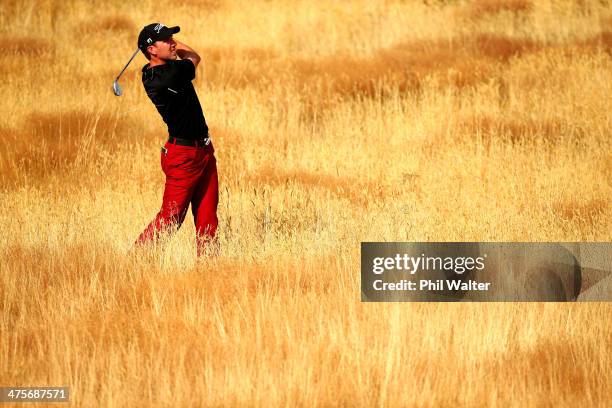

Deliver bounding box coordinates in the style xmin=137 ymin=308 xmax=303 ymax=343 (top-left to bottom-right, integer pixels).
xmin=1 ymin=0 xmax=611 ymax=406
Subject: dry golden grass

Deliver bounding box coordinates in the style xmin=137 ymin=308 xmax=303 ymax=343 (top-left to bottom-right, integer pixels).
xmin=1 ymin=0 xmax=611 ymax=406
xmin=467 ymin=0 xmax=534 ymax=16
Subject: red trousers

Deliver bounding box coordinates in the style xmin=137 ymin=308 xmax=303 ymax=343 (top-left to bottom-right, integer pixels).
xmin=136 ymin=140 xmax=219 ymax=256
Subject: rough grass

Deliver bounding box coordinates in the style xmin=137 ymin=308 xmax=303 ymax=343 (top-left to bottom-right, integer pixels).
xmin=0 ymin=0 xmax=611 ymax=406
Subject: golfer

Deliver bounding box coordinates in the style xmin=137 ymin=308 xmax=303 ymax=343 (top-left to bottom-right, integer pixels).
xmin=134 ymin=23 xmax=218 ymax=256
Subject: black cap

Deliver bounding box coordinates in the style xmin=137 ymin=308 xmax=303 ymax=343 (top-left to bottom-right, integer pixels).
xmin=138 ymin=23 xmax=180 ymax=54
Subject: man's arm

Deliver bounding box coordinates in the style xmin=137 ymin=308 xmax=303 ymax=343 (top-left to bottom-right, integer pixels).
xmin=175 ymin=40 xmax=201 ymax=69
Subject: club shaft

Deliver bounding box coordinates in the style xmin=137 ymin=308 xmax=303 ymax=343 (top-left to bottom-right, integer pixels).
xmin=115 ymin=48 xmax=140 ymax=81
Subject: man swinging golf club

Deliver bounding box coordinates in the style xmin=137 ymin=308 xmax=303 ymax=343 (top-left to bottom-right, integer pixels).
xmin=133 ymin=23 xmax=218 ymax=256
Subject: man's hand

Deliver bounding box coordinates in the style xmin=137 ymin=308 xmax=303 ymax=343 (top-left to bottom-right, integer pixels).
xmin=175 ymin=40 xmax=201 ymax=69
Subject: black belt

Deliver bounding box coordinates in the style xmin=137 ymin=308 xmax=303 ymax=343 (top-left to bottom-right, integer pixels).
xmin=168 ymin=136 xmax=210 ymax=147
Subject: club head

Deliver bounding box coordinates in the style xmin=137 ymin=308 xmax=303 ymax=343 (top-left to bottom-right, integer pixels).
xmin=112 ymin=80 xmax=122 ymax=96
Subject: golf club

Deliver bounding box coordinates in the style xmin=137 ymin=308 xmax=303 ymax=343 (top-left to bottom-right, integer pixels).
xmin=113 ymin=48 xmax=140 ymax=96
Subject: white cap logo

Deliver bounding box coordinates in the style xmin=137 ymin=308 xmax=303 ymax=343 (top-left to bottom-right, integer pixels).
xmin=154 ymin=23 xmax=166 ymax=33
